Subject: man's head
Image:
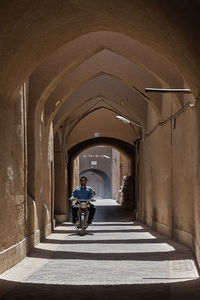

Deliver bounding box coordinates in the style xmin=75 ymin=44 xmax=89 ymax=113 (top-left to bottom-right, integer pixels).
xmin=80 ymin=176 xmax=87 ymax=188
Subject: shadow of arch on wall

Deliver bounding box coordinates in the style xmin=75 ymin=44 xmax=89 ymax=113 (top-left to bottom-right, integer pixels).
xmin=80 ymin=168 xmax=112 ymax=198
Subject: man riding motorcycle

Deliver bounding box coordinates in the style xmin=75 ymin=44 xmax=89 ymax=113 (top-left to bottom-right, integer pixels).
xmin=70 ymin=176 xmax=96 ymax=225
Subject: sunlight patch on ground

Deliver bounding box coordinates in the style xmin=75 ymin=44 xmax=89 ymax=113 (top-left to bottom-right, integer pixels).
xmin=0 ymin=199 xmax=199 ymax=286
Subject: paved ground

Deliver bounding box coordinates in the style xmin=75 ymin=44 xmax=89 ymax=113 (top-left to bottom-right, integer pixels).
xmin=0 ymin=199 xmax=200 ymax=300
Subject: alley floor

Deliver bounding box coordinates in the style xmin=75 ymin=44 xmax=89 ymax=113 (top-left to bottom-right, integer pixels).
xmin=0 ymin=199 xmax=200 ymax=300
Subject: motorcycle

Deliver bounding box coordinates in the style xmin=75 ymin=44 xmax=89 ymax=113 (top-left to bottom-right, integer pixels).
xmin=74 ymin=199 xmax=95 ymax=236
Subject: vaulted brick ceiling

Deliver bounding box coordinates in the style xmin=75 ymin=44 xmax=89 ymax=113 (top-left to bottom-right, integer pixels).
xmin=28 ymin=32 xmax=187 ymax=149
xmin=1 ymin=1 xmax=199 ymax=149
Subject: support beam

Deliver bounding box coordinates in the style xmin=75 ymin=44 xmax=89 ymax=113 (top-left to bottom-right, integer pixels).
xmin=145 ymin=88 xmax=191 ymax=93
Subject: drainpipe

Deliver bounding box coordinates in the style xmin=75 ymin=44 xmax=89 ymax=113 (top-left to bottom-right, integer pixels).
xmin=170 ymin=96 xmax=175 ymax=240
xmin=134 ymin=137 xmax=143 ymax=221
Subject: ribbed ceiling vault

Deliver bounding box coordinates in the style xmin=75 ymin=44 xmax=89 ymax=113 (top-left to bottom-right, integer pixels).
xmin=26 ymin=30 xmax=189 ymax=148
xmin=1 ymin=1 xmax=200 ymax=101
xmin=44 ymin=48 xmax=162 ymax=127
xmin=24 ymin=26 xmax=196 ymax=150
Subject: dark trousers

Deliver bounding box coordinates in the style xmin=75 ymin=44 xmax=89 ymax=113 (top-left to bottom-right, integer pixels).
xmin=72 ymin=203 xmax=96 ymax=223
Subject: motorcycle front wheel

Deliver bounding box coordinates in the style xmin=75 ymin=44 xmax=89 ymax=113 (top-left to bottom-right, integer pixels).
xmin=80 ymin=214 xmax=85 ymax=236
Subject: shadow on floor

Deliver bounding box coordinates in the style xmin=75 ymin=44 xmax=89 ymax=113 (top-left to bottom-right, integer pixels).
xmin=0 ymin=278 xmax=200 ymax=300
xmin=27 ymin=247 xmax=179 ymax=261
xmin=1 ymin=201 xmax=199 ymax=300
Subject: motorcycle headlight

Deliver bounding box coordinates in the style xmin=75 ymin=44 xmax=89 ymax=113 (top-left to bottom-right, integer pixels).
xmin=80 ymin=202 xmax=87 ymax=209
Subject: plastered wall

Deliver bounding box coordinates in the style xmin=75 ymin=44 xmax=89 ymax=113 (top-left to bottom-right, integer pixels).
xmin=0 ymin=88 xmax=54 ymax=273
xmin=141 ymin=100 xmax=200 ymax=266
xmin=0 ymin=89 xmax=27 ymax=272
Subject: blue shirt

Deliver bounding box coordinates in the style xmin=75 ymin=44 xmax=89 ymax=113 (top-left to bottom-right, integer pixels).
xmin=72 ymin=186 xmax=93 ymax=200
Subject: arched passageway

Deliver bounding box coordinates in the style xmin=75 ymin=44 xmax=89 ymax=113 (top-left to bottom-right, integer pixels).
xmin=80 ymin=169 xmax=111 ymax=198
xmin=1 ymin=3 xmax=200 ymax=299
xmin=67 ymin=138 xmax=135 ymax=211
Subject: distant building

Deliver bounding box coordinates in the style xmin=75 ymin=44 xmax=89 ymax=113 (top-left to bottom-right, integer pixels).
xmin=79 ymin=146 xmax=112 ymax=198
